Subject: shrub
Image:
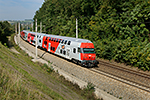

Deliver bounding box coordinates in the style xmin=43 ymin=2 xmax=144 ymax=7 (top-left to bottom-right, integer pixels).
xmin=94 ymin=38 xmax=150 ymax=71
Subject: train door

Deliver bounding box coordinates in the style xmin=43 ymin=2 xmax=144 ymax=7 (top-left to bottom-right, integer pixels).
xmin=30 ymin=37 xmax=31 ymax=43
xmin=66 ymin=48 xmax=70 ymax=59
xmin=38 ymin=35 xmax=42 ymax=47
xmin=48 ymin=43 xmax=51 ymax=52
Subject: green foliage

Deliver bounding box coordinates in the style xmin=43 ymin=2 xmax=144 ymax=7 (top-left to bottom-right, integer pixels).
xmin=41 ymin=63 xmax=54 ymax=73
xmin=34 ymin=0 xmax=150 ymax=70
xmin=82 ymin=82 xmax=98 ymax=100
xmin=94 ymin=38 xmax=150 ymax=71
xmin=0 ymin=21 xmax=14 ymax=45
xmin=85 ymin=82 xmax=95 ymax=92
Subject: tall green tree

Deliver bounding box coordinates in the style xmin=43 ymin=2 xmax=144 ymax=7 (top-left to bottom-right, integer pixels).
xmin=33 ymin=0 xmax=150 ymax=70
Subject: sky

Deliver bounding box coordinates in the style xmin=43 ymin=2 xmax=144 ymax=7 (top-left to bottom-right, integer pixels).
xmin=0 ymin=0 xmax=44 ymax=20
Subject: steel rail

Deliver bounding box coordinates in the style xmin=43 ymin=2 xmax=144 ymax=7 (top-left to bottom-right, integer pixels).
xmin=90 ymin=60 xmax=150 ymax=92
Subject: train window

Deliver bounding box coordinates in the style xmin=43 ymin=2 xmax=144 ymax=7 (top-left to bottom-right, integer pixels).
xmin=78 ymin=47 xmax=81 ymax=53
xmin=56 ymin=39 xmax=58 ymax=42
xmin=59 ymin=39 xmax=61 ymax=43
xmin=52 ymin=38 xmax=54 ymax=41
xmin=50 ymin=47 xmax=55 ymax=51
xmin=49 ymin=38 xmax=51 ymax=41
xmin=44 ymin=41 xmax=47 ymax=45
xmin=46 ymin=37 xmax=48 ymax=40
xmin=53 ymin=47 xmax=55 ymax=51
xmin=73 ymin=48 xmax=76 ymax=53
xmin=64 ymin=40 xmax=67 ymax=44
xmin=31 ymin=34 xmax=35 ymax=37
xmin=68 ymin=41 xmax=71 ymax=45
xmin=83 ymin=48 xmax=95 ymax=53
xmin=61 ymin=40 xmax=64 ymax=44
xmin=54 ymin=38 xmax=56 ymax=42
xmin=39 ymin=40 xmax=41 ymax=43
xmin=60 ymin=49 xmax=62 ymax=54
xmin=31 ymin=40 xmax=35 ymax=43
xmin=63 ymin=51 xmax=66 ymax=55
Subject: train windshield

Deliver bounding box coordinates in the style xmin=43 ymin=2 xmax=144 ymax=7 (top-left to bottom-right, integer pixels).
xmin=83 ymin=48 xmax=95 ymax=53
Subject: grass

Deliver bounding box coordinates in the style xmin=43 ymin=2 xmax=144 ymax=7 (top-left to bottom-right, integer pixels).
xmin=0 ymin=34 xmax=102 ymax=100
xmin=0 ymin=41 xmax=65 ymax=100
xmin=0 ymin=60 xmax=43 ymax=100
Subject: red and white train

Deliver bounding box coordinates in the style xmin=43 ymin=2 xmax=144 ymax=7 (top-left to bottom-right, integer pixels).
xmin=20 ymin=30 xmax=98 ymax=67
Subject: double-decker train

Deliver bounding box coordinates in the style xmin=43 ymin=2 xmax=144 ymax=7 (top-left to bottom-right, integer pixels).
xmin=20 ymin=30 xmax=98 ymax=67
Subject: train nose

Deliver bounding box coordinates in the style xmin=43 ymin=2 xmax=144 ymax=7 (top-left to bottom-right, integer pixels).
xmin=87 ymin=54 xmax=95 ymax=60
xmin=83 ymin=54 xmax=96 ymax=60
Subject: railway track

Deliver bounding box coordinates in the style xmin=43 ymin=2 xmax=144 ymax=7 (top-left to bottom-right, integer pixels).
xmin=90 ymin=60 xmax=150 ymax=92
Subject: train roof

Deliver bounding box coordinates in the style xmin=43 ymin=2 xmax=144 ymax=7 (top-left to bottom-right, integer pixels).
xmin=44 ymin=34 xmax=91 ymax=43
xmin=22 ymin=30 xmax=92 ymax=43
xmin=22 ymin=30 xmax=43 ymax=35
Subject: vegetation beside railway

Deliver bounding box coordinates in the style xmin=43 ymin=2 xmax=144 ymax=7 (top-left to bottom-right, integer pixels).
xmin=0 ymin=21 xmax=14 ymax=46
xmin=34 ymin=0 xmax=150 ymax=71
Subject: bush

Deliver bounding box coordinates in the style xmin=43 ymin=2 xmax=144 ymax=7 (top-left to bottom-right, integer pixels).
xmin=41 ymin=63 xmax=54 ymax=73
xmin=94 ymin=37 xmax=150 ymax=71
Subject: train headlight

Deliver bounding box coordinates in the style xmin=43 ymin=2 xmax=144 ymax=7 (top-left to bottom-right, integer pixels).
xmin=83 ymin=57 xmax=87 ymax=60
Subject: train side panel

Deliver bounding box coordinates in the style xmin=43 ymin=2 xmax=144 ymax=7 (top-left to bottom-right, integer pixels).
xmin=55 ymin=40 xmax=76 ymax=60
xmin=42 ymin=36 xmax=60 ymax=53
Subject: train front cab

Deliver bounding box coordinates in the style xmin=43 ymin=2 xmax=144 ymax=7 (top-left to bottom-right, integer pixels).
xmin=79 ymin=43 xmax=98 ymax=67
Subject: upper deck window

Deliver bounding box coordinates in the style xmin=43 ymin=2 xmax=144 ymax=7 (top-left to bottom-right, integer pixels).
xmin=53 ymin=38 xmax=56 ymax=42
xmin=61 ymin=40 xmax=64 ymax=44
xmin=31 ymin=34 xmax=35 ymax=37
xmin=68 ymin=41 xmax=71 ymax=45
xmin=64 ymin=40 xmax=67 ymax=44
xmin=59 ymin=39 xmax=61 ymax=43
xmin=49 ymin=37 xmax=51 ymax=41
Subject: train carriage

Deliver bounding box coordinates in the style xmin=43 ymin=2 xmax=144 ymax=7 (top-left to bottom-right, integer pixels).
xmin=21 ymin=30 xmax=98 ymax=67
xmin=20 ymin=30 xmax=29 ymax=40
